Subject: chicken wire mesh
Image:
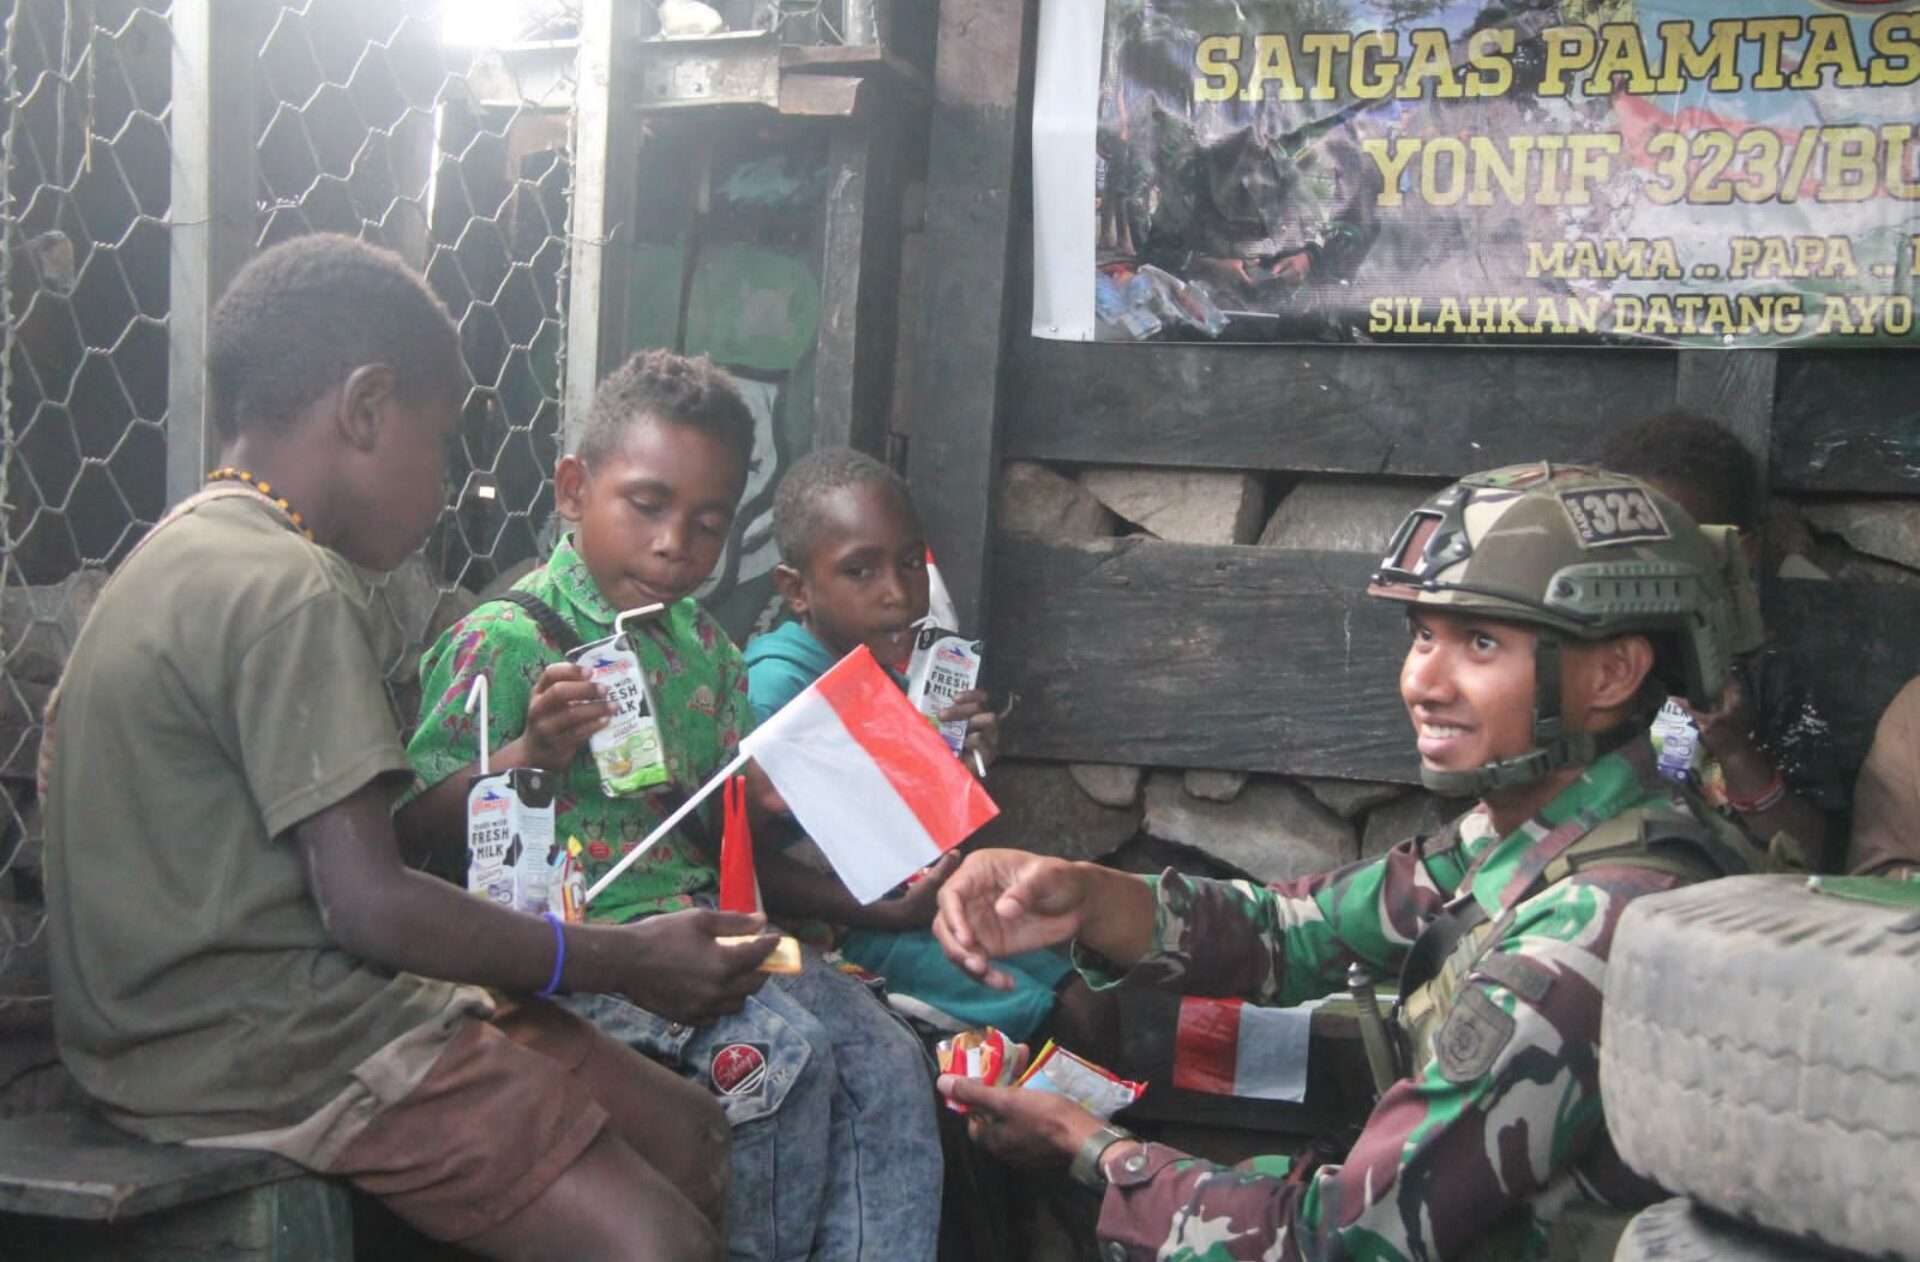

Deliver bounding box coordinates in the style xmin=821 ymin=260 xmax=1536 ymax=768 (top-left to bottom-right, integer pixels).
xmin=0 ymin=0 xmax=582 ymax=1014
xmin=250 ymin=0 xmax=578 ymax=717
xmin=1 ymin=0 xmax=176 ymax=1022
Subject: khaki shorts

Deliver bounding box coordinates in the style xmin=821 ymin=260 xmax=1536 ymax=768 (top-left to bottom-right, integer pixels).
xmin=323 ymin=998 xmax=613 ymax=1241
xmin=196 ymin=992 xmax=646 ymax=1243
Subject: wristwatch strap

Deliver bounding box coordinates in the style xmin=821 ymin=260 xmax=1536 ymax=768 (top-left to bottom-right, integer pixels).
xmin=1069 ymin=1122 xmax=1135 ymax=1192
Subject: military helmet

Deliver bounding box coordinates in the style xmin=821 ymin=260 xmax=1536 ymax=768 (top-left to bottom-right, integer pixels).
xmin=1368 ymin=463 xmax=1761 ymax=796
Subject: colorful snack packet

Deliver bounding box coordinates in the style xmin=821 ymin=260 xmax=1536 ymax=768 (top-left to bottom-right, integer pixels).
xmin=1013 ymin=1041 xmax=1147 ymax=1120
xmin=905 ymin=627 xmax=983 ymax=757
xmin=551 ymin=837 xmax=588 ymax=924
xmin=936 ymin=1026 xmax=1024 ymax=1114
xmin=570 ymin=605 xmax=669 ymax=796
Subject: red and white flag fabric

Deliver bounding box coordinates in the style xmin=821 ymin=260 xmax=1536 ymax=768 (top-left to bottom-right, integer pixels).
xmin=1170 ymin=996 xmax=1324 ymax=1103
xmin=743 ymin=645 xmax=998 ymax=903
xmin=717 ymin=776 xmax=760 ymax=914
xmin=924 ymin=547 xmax=960 ymax=633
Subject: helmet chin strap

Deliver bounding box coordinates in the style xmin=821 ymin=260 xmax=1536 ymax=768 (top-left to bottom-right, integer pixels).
xmin=1417 ymin=633 xmax=1598 ymax=799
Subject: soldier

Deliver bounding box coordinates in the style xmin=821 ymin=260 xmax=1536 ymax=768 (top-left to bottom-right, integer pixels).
xmin=932 ymin=464 xmax=1766 ymax=1261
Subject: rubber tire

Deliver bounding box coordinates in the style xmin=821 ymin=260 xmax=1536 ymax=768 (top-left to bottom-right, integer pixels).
xmin=1601 ymin=875 xmax=1920 ymax=1260
xmin=1614 ymin=1199 xmax=1864 ymax=1262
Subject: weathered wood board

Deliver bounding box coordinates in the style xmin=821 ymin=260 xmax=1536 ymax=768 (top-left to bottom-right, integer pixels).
xmin=989 ymin=536 xmax=1418 ymax=781
xmin=1765 ymin=578 xmax=1920 ymax=787
xmin=0 ymin=1109 xmax=306 ymax=1220
xmin=999 ymin=338 xmax=1679 ymax=476
xmin=1772 ymin=352 xmax=1920 ymax=495
xmin=991 ymin=536 xmax=1915 ymax=793
xmin=907 ymin=0 xmax=1034 ymax=628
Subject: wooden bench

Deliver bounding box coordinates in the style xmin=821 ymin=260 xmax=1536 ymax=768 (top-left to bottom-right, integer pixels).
xmin=0 ymin=1109 xmax=351 ymax=1261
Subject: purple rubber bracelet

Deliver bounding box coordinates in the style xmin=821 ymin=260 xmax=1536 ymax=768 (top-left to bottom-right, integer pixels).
xmin=537 ymin=911 xmax=566 ymax=998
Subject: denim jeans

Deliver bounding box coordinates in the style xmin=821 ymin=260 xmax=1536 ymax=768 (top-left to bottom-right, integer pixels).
xmin=561 ymin=945 xmax=941 ymax=1262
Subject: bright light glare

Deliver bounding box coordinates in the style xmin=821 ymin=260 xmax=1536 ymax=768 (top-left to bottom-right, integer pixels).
xmin=442 ymin=0 xmax=538 ymax=48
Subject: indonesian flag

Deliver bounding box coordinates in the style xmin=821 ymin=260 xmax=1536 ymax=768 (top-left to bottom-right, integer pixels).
xmin=743 ymin=646 xmax=998 ymax=903
xmin=1170 ymin=997 xmax=1321 ymax=1103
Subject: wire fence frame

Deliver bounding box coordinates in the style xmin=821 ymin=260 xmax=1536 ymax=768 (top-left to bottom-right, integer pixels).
xmin=0 ymin=0 xmax=904 ymax=1019
xmin=0 ymin=0 xmax=591 ymax=1012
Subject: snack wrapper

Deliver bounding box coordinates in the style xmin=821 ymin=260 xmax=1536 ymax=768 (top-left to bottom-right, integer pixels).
xmin=552 ymin=837 xmax=588 ymax=923
xmin=570 ymin=624 xmax=669 ymax=795
xmin=1013 ymin=1041 xmax=1147 ymax=1121
xmin=466 ymin=767 xmax=557 ymax=914
xmin=905 ymin=627 xmax=983 ymax=757
xmin=936 ymin=1027 xmax=1018 ymax=1114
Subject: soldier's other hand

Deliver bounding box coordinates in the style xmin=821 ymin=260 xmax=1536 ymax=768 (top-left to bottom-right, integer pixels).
xmin=937 ymin=1074 xmax=1105 ymax=1168
xmin=933 ymin=850 xmax=1089 ymax=989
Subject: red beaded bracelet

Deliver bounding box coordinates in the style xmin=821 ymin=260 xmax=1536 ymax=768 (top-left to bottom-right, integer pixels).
xmin=1726 ymin=770 xmax=1787 ymax=815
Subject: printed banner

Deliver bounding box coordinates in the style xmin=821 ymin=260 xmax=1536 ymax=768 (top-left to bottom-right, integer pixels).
xmin=1033 ymin=0 xmax=1920 ymax=347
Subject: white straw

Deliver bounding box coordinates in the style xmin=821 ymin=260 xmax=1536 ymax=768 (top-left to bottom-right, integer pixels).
xmin=465 ymin=676 xmax=491 ymax=777
xmin=614 ymin=603 xmax=666 ymax=638
xmin=584 ymin=750 xmax=751 ymax=905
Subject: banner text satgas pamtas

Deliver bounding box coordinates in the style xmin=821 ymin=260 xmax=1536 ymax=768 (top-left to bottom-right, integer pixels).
xmin=1036 ymin=0 xmax=1920 ymax=348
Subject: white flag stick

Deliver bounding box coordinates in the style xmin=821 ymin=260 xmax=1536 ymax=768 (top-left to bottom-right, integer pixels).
xmin=584 ymin=749 xmax=751 ymax=905
xmin=465 ymin=677 xmax=490 ymax=776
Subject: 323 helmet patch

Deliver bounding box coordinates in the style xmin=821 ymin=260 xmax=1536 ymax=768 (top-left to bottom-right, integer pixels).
xmin=1557 ymin=484 xmax=1671 ymax=547
xmin=710 ymin=1043 xmax=769 ymax=1097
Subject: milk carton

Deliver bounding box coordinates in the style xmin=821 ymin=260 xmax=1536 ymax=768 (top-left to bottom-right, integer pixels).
xmin=570 ymin=605 xmax=670 ymax=796
xmin=905 ymin=627 xmax=983 ymax=757
xmin=466 ymin=767 xmax=557 ymax=913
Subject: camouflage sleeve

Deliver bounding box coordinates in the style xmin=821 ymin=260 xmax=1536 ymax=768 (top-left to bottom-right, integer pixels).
xmin=1077 ymin=833 xmax=1471 ymax=1007
xmin=1096 ymin=870 xmax=1655 ymax=1262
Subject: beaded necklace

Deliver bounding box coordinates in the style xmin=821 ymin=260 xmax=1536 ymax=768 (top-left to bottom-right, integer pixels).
xmin=206 ymin=467 xmax=316 ymax=542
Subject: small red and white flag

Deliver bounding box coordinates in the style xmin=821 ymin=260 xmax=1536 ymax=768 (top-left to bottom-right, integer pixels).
xmin=717 ymin=776 xmax=760 ymax=914
xmin=923 ymin=547 xmax=960 ymax=633
xmin=1170 ymin=997 xmax=1321 ymax=1102
xmin=743 ymin=645 xmax=997 ymax=903
xmin=586 ymin=646 xmax=999 ymax=909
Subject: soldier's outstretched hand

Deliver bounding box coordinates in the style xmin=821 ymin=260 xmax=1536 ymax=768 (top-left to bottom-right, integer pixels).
xmin=933 ymin=850 xmax=1091 ymax=989
xmin=937 ymin=1072 xmax=1106 ymax=1168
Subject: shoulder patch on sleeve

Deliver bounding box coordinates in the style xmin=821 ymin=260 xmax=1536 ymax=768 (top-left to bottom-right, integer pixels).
xmin=1435 ymin=986 xmax=1517 ymax=1085
xmin=1477 ymin=951 xmax=1552 ymax=1005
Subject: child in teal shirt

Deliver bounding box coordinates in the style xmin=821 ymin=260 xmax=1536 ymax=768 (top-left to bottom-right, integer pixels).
xmin=746 ymin=447 xmax=1115 ymax=1048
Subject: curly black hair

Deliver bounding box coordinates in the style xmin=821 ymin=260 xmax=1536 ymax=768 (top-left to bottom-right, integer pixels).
xmin=773 ymin=446 xmax=916 ymax=568
xmin=1593 ymin=410 xmax=1759 ymax=531
xmin=207 ymin=233 xmax=461 ymax=440
xmin=574 ymin=349 xmax=755 ymax=481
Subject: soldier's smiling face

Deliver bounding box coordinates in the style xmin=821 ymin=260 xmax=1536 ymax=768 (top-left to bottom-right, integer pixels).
xmin=1400 ymin=609 xmax=1540 ymax=777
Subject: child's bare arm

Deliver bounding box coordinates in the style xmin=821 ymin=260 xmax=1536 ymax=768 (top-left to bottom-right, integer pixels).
xmin=302 ymin=780 xmax=779 ymax=1024
xmin=395 ymin=661 xmax=611 ymax=862
xmin=758 ymin=847 xmax=959 ymax=933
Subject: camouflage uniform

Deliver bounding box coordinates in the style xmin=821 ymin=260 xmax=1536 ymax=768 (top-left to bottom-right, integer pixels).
xmin=1081 ymin=465 xmax=1763 ymax=1261
xmin=1083 ymin=743 xmax=1753 ymax=1261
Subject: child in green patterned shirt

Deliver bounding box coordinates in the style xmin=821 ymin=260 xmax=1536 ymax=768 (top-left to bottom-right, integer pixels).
xmin=401 ymin=350 xmax=943 ymax=1262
